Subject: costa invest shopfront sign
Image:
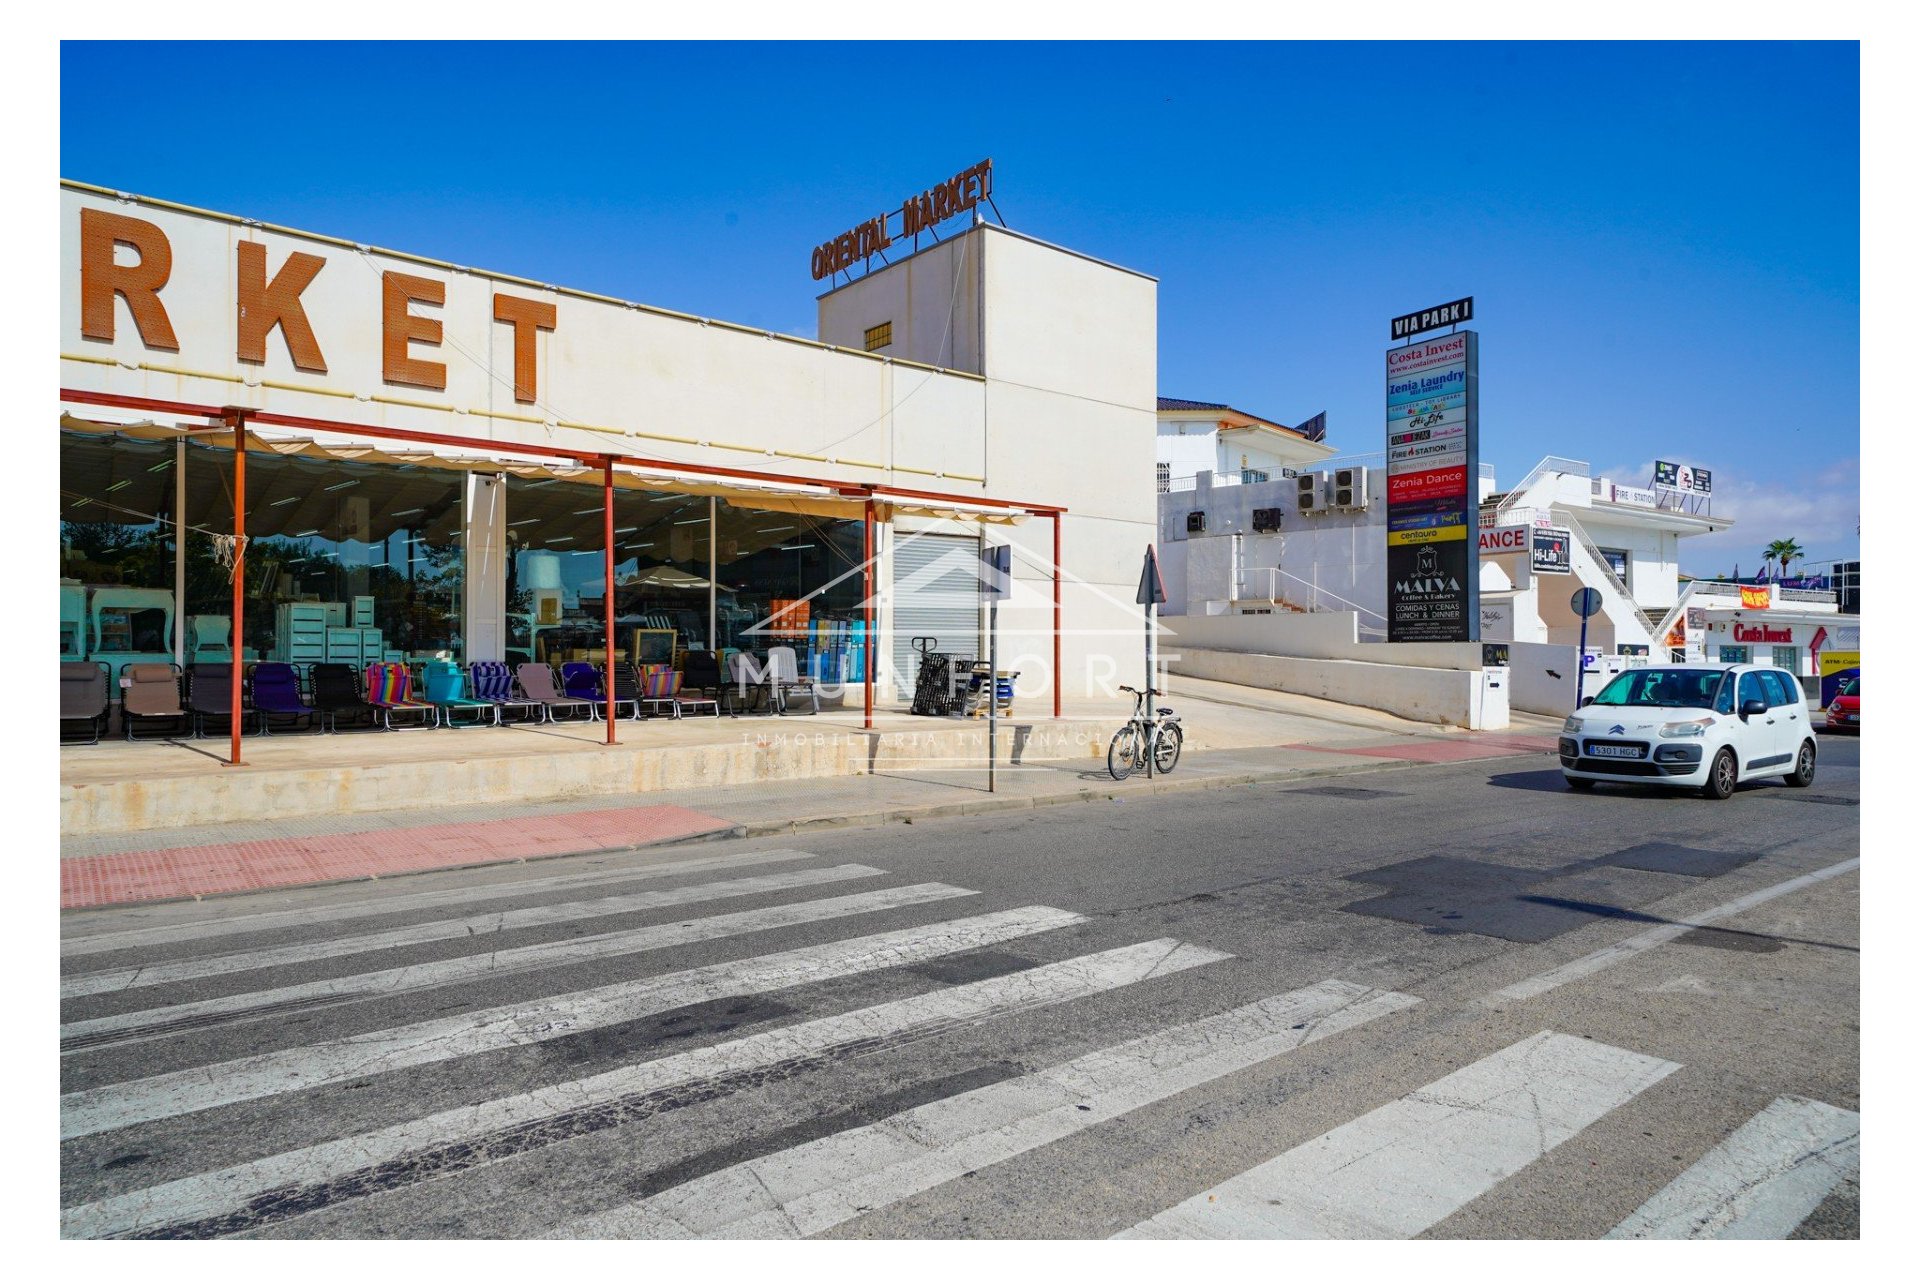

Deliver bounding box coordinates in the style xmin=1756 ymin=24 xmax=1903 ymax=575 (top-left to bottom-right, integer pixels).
xmin=810 ymin=159 xmax=995 ymax=282
xmin=1385 ymin=328 xmax=1479 ymax=642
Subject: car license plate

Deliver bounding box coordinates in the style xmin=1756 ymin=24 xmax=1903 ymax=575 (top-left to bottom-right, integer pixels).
xmin=1587 ymin=744 xmax=1643 ymax=759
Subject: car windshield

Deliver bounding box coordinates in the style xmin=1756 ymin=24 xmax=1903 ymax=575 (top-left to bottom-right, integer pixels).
xmin=1590 ymin=669 xmax=1723 ymax=709
xmin=1843 ymin=679 xmax=1859 ymax=697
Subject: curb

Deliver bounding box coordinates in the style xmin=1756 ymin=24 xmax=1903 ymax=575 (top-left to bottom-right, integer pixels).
xmin=59 ymin=823 xmax=749 ymax=914
xmin=731 ymin=755 xmax=1438 ymax=838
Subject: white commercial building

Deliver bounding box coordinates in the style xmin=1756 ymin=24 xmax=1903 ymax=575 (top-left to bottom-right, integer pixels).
xmin=59 ymin=175 xmax=1157 ymax=718
xmin=1157 ymin=450 xmax=1858 ymax=720
xmin=1156 ymin=398 xmax=1336 ymax=493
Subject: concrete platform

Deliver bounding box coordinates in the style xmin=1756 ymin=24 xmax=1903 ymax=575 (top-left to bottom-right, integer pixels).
xmin=60 ymin=684 xmax=1430 ymax=837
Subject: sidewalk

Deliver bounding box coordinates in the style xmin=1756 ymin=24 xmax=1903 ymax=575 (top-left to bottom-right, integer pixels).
xmin=60 ymin=685 xmax=1561 ymax=910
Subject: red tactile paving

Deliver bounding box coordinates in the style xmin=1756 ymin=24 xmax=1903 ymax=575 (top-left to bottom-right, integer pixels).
xmin=1287 ymin=733 xmax=1559 ymax=764
xmin=61 ymin=805 xmax=738 ymax=910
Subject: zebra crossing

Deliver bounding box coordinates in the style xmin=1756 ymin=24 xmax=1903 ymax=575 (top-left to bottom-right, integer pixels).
xmin=60 ymin=843 xmax=1857 ymax=1239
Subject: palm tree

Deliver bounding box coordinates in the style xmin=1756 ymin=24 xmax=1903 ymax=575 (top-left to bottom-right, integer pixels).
xmin=1764 ymin=538 xmax=1804 ymax=582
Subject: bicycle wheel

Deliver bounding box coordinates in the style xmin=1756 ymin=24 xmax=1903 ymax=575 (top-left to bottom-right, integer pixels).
xmin=1150 ymin=721 xmax=1183 ymax=775
xmin=1107 ymin=723 xmax=1144 ymax=781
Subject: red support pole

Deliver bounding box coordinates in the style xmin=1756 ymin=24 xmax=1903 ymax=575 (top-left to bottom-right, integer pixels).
xmin=604 ymin=458 xmax=617 ymax=746
xmin=863 ymin=498 xmax=875 ymax=731
xmin=1051 ymin=512 xmax=1063 ymax=719
xmin=226 ymin=412 xmax=248 ymax=766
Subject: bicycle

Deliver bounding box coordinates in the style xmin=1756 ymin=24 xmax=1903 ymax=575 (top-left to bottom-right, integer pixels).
xmin=1107 ymin=685 xmax=1183 ymax=781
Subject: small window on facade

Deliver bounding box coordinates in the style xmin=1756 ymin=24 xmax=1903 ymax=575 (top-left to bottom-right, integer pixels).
xmin=1156 ymin=462 xmax=1171 ymax=494
xmin=1771 ymin=646 xmax=1800 ymax=675
xmin=1719 ymin=645 xmax=1749 ymax=665
xmin=863 ymin=321 xmax=892 ymax=352
xmin=1598 ymin=547 xmax=1631 ymax=578
xmin=1241 ymin=468 xmax=1269 ymax=485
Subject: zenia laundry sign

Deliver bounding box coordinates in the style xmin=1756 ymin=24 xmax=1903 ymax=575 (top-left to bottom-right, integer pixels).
xmin=1385 ymin=320 xmax=1479 ymax=642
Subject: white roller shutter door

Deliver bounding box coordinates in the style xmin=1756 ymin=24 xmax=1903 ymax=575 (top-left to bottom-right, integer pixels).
xmin=889 ymin=530 xmax=981 ymax=700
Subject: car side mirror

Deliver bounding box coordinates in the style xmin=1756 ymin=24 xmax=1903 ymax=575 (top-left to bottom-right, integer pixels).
xmin=1580 ymin=696 xmax=1594 ymax=707
xmin=1740 ymin=699 xmax=1767 ymax=720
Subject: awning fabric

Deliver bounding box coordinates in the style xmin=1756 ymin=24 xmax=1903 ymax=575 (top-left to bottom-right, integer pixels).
xmin=58 ymin=412 xmax=1027 ymax=525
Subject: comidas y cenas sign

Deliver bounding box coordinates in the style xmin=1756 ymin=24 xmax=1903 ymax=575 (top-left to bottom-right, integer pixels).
xmin=1386 ymin=328 xmax=1479 ymax=642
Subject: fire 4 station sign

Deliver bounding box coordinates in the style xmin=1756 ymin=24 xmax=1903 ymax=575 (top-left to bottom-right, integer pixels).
xmin=1386 ymin=330 xmax=1479 ymax=642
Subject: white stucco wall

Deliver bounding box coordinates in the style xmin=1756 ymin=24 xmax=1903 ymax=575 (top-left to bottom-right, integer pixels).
xmin=60 ymin=187 xmax=1156 ymax=708
xmin=817 ymin=232 xmax=982 ymax=373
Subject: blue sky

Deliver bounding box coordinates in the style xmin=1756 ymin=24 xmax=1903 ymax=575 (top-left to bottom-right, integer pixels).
xmin=60 ymin=40 xmax=1859 ymax=574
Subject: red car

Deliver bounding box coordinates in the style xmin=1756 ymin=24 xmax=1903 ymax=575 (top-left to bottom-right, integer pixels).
xmin=1824 ymin=677 xmax=1859 ymax=732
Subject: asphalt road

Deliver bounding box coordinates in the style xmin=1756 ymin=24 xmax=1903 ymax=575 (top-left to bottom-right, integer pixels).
xmin=59 ymin=736 xmax=1861 ymax=1239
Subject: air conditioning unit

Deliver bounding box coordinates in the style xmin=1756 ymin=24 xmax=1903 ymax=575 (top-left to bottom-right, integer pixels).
xmin=1281 ymin=467 xmax=1299 ymax=479
xmin=1297 ymin=471 xmax=1327 ymax=515
xmin=1186 ymin=510 xmax=1206 ymax=533
xmin=1251 ymin=507 xmax=1284 ymax=533
xmin=1332 ymin=466 xmax=1370 ymax=510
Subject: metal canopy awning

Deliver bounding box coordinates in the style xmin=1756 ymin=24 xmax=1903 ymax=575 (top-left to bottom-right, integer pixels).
xmin=58 ymin=409 xmax=1029 ymax=526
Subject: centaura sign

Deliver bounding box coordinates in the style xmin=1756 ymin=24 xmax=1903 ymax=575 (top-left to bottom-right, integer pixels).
xmin=810 ymin=160 xmax=994 ymax=282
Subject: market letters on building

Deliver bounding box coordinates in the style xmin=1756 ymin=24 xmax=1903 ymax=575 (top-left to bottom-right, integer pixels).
xmin=79 ymin=207 xmax=558 ymax=404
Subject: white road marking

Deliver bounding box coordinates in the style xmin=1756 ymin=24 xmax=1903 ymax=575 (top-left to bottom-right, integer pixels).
xmin=557 ymin=979 xmax=1421 ymax=1239
xmin=62 ymin=862 xmax=883 ymax=998
xmin=59 ymin=905 xmax=1085 ymax=1140
xmin=1606 ymin=1095 xmax=1859 ymax=1239
xmin=1115 ymin=1030 xmax=1681 ymax=1239
xmin=1481 ymin=858 xmax=1861 ymax=1007
xmin=61 ymin=883 xmax=980 ymax=1052
xmin=62 ymin=937 xmax=1228 ymax=1239
xmin=59 ymin=847 xmax=814 ymax=958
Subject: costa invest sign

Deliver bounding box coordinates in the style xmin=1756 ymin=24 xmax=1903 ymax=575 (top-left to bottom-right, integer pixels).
xmin=810 ymin=160 xmax=995 ymax=282
xmin=1390 ymin=296 xmax=1474 ymax=341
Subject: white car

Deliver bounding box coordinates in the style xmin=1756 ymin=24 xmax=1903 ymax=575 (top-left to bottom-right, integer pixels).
xmin=1559 ymin=664 xmax=1817 ymax=799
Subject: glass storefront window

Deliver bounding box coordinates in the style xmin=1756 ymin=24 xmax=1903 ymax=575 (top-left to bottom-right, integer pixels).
xmin=714 ymin=501 xmax=865 ymax=682
xmin=60 ymin=431 xmax=178 ymax=673
xmin=184 ymin=440 xmax=464 ymax=664
xmin=61 ymin=428 xmax=465 ymax=672
xmin=498 ymin=479 xmax=864 ymax=680
xmin=62 ymin=426 xmax=868 ymax=689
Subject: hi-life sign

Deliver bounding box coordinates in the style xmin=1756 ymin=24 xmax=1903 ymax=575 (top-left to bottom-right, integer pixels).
xmin=1386 ymin=329 xmax=1479 ymax=642
xmin=810 ymin=160 xmax=995 ymax=282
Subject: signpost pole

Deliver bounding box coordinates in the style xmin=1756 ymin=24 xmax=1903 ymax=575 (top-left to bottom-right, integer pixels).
xmin=1134 ymin=545 xmax=1167 ymax=780
xmin=1576 ymin=610 xmax=1590 ymax=711
xmin=982 ymin=543 xmax=1011 ymax=794
xmin=1144 ymin=598 xmax=1154 ymax=780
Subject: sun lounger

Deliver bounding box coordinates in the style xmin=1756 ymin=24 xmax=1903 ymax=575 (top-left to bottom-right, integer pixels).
xmin=514 ymin=662 xmax=595 ymax=723
xmin=561 ymin=660 xmax=638 ymax=722
xmin=311 ymin=662 xmax=379 ymax=733
xmin=421 ymin=660 xmax=499 ymax=727
xmin=187 ymin=662 xmax=265 ymax=740
xmin=122 ymin=662 xmax=189 ymax=741
xmin=250 ymin=662 xmax=318 ymax=734
xmin=60 ymin=661 xmax=111 ymax=744
xmin=469 ymin=661 xmax=544 ymax=724
xmin=365 ymin=661 xmax=438 ymax=730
